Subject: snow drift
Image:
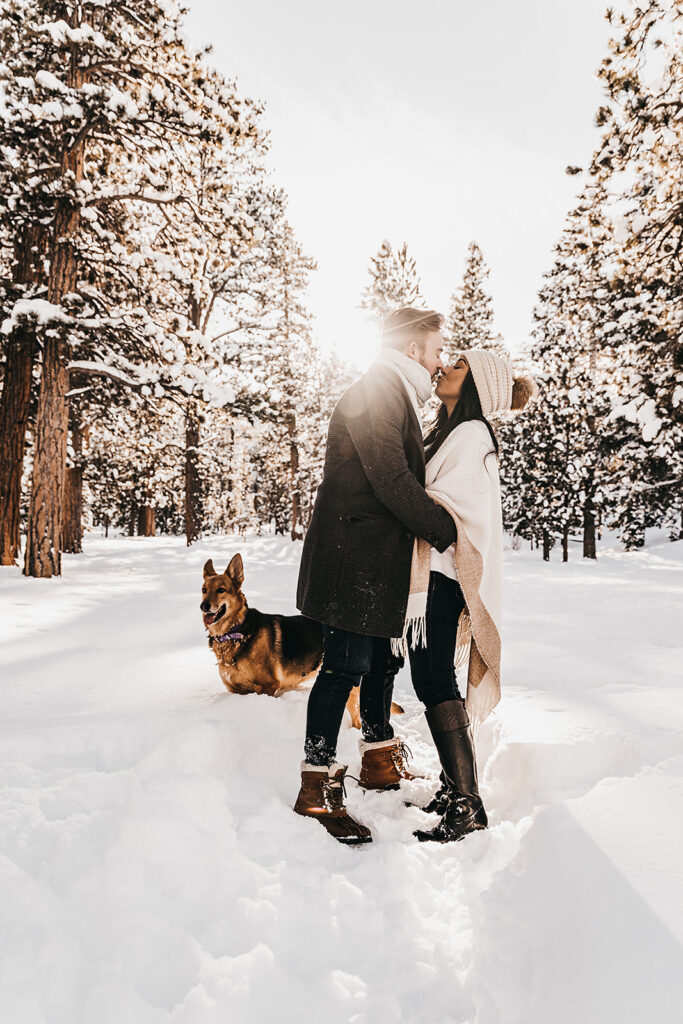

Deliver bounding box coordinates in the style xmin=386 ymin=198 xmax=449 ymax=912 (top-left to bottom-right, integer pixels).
xmin=1 ymin=534 xmax=681 ymax=1023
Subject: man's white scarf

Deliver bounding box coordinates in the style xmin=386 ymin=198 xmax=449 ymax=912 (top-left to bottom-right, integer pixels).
xmin=374 ymin=349 xmax=433 ymax=423
xmin=392 ymin=420 xmax=504 ymax=725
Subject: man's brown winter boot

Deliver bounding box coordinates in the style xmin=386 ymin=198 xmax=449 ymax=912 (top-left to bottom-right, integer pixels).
xmin=293 ymin=764 xmax=372 ymax=844
xmin=358 ymin=738 xmax=424 ymax=791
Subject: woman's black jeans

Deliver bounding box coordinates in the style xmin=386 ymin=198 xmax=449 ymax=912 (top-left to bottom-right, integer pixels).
xmin=304 ymin=626 xmax=403 ymax=766
xmin=409 ymin=571 xmax=466 ymax=709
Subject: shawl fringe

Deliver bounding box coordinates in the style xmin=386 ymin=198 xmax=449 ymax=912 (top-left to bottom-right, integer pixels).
xmin=391 ymin=612 xmax=427 ymax=659
xmin=454 ymin=609 xmax=472 ymax=668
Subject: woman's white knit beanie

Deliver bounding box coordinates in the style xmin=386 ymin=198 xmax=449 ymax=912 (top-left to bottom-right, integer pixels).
xmin=463 ymin=348 xmax=514 ymax=416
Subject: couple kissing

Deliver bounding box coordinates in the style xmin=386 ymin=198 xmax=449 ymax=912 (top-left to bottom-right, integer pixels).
xmin=294 ymin=307 xmax=536 ymax=845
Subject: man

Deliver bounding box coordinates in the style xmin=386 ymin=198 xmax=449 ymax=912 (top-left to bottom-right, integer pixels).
xmin=293 ymin=307 xmax=457 ymax=844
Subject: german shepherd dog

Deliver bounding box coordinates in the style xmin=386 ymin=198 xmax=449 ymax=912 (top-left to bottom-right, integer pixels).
xmin=201 ymin=554 xmax=402 ymax=729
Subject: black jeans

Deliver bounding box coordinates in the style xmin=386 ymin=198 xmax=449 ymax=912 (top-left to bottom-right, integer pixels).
xmin=304 ymin=625 xmax=403 ymax=766
xmin=409 ymin=571 xmax=466 ymax=709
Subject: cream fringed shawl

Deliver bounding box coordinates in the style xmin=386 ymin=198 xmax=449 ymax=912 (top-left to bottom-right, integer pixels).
xmin=392 ymin=420 xmax=503 ymax=725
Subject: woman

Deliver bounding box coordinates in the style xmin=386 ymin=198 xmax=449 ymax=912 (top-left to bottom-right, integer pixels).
xmin=395 ymin=348 xmax=536 ymax=843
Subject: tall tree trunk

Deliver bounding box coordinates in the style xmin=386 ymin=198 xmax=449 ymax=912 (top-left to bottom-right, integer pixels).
xmin=24 ymin=18 xmax=85 ymax=578
xmin=61 ymin=421 xmax=84 ymax=554
xmin=226 ymin=425 xmax=233 ymax=494
xmin=562 ymin=524 xmax=569 ymax=563
xmin=61 ymin=468 xmax=83 ymax=553
xmin=128 ymin=503 xmax=137 ymax=536
xmin=185 ymin=290 xmax=204 ymax=547
xmin=0 ymin=326 xmax=36 ymax=564
xmin=23 ymin=331 xmax=71 ymax=576
xmin=542 ymin=530 xmax=551 ymax=562
xmin=0 ymin=225 xmax=46 ymax=564
xmin=136 ymin=462 xmax=156 ymax=537
xmin=137 ymin=505 xmax=156 ymax=537
xmin=185 ymin=406 xmax=201 ymax=546
xmin=583 ymin=496 xmax=597 ymax=560
xmin=286 ymin=409 xmax=302 ymax=541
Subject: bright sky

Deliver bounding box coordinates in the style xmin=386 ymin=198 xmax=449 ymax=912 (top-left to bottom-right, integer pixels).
xmin=184 ymin=0 xmax=613 ymax=369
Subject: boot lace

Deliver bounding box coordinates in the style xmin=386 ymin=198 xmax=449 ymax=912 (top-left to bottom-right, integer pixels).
xmin=390 ymin=740 xmax=413 ymax=774
xmin=321 ymin=773 xmax=347 ymax=812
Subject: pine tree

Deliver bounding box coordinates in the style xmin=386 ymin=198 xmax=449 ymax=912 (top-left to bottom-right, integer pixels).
xmin=446 ymin=241 xmax=505 ymax=354
xmin=266 ymin=223 xmax=318 ymax=540
xmin=86 ymin=399 xmax=187 ymax=537
xmin=360 ymin=239 xmax=423 ymax=323
xmin=515 ymin=190 xmax=618 ymax=559
xmin=584 ymin=0 xmax=683 ymax=546
xmin=81 ymin=193 xmax=322 ymax=544
xmin=1 ymin=2 xmax=332 ymax=555
xmin=0 ymin=1 xmax=261 ymax=574
xmin=473 ymin=2 xmax=682 ymax=559
xmin=240 ymin=218 xmax=321 ymax=539
xmin=0 ymin=223 xmax=46 ymax=564
xmin=127 ymin=111 xmax=279 ymax=545
xmin=0 ymin=7 xmax=51 ymax=565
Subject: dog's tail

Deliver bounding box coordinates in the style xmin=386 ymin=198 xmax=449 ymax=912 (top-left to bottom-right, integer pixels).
xmin=390 ymin=700 xmax=404 ymax=716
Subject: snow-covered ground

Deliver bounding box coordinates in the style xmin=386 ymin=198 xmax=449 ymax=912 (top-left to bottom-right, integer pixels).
xmin=1 ymin=533 xmax=682 ymax=1024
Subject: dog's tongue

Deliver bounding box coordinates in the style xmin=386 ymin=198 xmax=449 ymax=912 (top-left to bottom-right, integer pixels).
xmin=203 ymin=612 xmax=216 ymax=626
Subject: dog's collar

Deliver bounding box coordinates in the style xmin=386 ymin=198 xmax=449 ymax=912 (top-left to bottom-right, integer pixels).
xmin=211 ymin=605 xmax=249 ymax=645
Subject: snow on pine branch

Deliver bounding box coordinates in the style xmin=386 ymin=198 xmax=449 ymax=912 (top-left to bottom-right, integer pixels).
xmin=1 ymin=298 xmax=71 ymax=332
xmin=67 ymin=360 xmax=142 ymax=390
xmin=37 ymin=20 xmax=108 ymax=50
xmin=67 ymin=358 xmax=237 ymax=408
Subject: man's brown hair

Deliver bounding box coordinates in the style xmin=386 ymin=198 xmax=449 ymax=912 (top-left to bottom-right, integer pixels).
xmin=380 ymin=307 xmax=444 ymax=352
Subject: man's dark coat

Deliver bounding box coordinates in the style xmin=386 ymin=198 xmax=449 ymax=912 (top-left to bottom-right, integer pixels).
xmin=296 ymin=365 xmax=457 ymax=638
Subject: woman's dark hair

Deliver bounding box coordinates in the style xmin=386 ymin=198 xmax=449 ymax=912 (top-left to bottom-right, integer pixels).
xmin=424 ymin=368 xmax=499 ymax=463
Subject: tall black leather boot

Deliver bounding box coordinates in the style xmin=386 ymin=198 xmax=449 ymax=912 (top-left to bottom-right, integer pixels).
xmin=414 ymin=699 xmax=488 ymax=843
xmin=417 ymin=771 xmax=449 ymax=814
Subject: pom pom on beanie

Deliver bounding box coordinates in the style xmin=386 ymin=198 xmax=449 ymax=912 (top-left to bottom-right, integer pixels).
xmin=511 ymin=374 xmax=538 ymax=411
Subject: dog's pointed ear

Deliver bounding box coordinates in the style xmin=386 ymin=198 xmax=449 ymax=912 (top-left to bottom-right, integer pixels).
xmin=226 ymin=553 xmax=244 ymax=589
xmin=203 ymin=559 xmax=217 ymax=578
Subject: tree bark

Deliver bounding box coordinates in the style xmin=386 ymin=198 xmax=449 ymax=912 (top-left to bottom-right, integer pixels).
xmin=185 ymin=287 xmax=204 ymax=546
xmin=0 ymin=225 xmax=46 ymax=564
xmin=583 ymin=497 xmax=597 ymax=560
xmin=137 ymin=505 xmax=156 ymax=537
xmin=61 ymin=468 xmax=83 ymax=553
xmin=61 ymin=421 xmax=84 ymax=554
xmin=562 ymin=524 xmax=569 ymax=563
xmin=542 ymin=530 xmax=551 ymax=562
xmin=24 ymin=17 xmax=85 ymax=577
xmin=0 ymin=326 xmax=36 ymax=564
xmin=23 ymin=332 xmax=71 ymax=576
xmin=286 ymin=409 xmax=302 ymax=541
xmin=185 ymin=407 xmax=202 ymax=546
